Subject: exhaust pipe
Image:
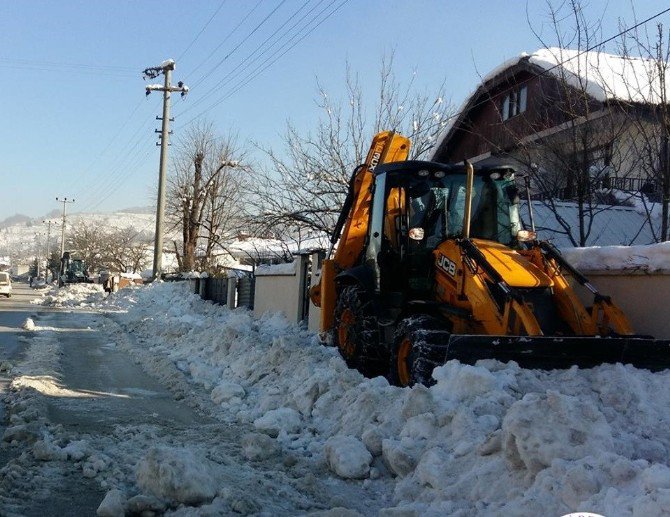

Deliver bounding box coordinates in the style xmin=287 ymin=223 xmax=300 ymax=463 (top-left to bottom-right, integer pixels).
xmin=463 ymin=161 xmax=474 ymax=239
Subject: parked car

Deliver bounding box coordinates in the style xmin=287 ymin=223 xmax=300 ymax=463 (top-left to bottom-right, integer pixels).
xmin=0 ymin=271 xmax=12 ymax=297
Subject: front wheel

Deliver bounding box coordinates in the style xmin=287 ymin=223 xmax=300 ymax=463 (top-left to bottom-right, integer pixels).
xmin=390 ymin=316 xmax=449 ymax=387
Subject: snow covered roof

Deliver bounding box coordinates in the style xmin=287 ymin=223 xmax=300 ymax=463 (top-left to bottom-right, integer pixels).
xmin=431 ymin=47 xmax=668 ymax=160
xmin=496 ymin=47 xmax=668 ymax=104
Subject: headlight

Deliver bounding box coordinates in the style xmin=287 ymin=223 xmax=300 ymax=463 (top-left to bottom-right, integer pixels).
xmin=409 ymin=228 xmax=425 ymax=241
xmin=517 ymin=230 xmax=537 ymax=242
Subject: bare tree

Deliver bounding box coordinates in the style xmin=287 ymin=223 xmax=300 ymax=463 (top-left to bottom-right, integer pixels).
xmin=101 ymin=227 xmax=152 ymax=273
xmin=615 ymin=21 xmax=670 ymax=241
xmin=252 ymin=54 xmax=453 ymax=237
xmin=67 ymin=223 xmax=152 ymax=273
xmin=67 ymin=224 xmax=152 ymax=273
xmin=507 ymin=1 xmax=641 ymax=246
xmin=66 ymin=223 xmax=107 ymax=272
xmin=167 ymin=123 xmax=250 ymax=272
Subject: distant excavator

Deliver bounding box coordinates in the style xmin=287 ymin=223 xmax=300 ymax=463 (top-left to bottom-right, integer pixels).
xmin=310 ymin=131 xmax=670 ymax=386
xmin=59 ymin=251 xmax=93 ymax=287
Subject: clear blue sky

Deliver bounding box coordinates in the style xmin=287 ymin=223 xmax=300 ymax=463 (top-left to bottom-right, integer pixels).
xmin=1 ymin=0 xmax=669 ymax=220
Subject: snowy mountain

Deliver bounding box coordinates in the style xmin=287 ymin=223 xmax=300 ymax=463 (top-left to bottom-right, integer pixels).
xmin=0 ymin=209 xmax=156 ymax=267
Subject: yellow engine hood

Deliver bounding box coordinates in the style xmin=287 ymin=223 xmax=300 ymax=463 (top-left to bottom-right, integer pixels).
xmin=472 ymin=239 xmax=553 ymax=288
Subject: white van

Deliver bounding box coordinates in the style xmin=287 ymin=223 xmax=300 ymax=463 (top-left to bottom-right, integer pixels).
xmin=0 ymin=272 xmax=12 ymax=297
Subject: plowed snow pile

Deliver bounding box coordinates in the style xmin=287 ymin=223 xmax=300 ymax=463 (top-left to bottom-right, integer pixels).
xmin=32 ymin=283 xmax=105 ymax=307
xmin=41 ymin=282 xmax=670 ymax=515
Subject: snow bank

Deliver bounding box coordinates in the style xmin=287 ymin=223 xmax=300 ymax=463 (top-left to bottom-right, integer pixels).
xmin=255 ymin=261 xmax=296 ymax=276
xmin=32 ymin=283 xmax=106 ymax=307
xmin=136 ymin=447 xmax=218 ymax=504
xmin=561 ymin=242 xmax=670 ymax=272
xmin=67 ymin=281 xmax=670 ymax=515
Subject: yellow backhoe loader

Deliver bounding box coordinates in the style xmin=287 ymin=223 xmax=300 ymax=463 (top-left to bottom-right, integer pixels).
xmin=311 ymin=131 xmax=670 ymax=386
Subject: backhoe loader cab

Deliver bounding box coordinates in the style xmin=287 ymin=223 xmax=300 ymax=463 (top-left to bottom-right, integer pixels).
xmin=315 ymin=131 xmax=670 ymax=387
xmin=366 ymin=161 xmax=522 ymax=297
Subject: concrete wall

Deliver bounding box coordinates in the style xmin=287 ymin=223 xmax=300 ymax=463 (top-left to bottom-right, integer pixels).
xmin=307 ymin=262 xmax=321 ymax=333
xmin=570 ymin=271 xmax=670 ymax=339
xmin=250 ymin=255 xmax=670 ymax=340
xmin=253 ymin=260 xmax=303 ymax=322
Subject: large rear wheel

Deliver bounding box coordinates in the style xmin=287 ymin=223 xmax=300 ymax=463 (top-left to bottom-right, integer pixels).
xmin=333 ymin=285 xmax=384 ymax=377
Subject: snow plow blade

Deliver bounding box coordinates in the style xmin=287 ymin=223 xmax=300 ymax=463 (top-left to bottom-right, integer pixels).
xmin=425 ymin=334 xmax=670 ymax=372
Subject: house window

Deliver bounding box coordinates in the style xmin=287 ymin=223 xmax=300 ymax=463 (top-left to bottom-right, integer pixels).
xmin=502 ymin=86 xmax=528 ymax=121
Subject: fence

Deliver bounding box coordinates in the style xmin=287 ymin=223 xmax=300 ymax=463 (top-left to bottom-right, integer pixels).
xmin=188 ymin=251 xmax=670 ymax=340
xmin=188 ymin=269 xmax=251 ymax=308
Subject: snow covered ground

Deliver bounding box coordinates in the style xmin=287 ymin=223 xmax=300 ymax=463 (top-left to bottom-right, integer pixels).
xmin=6 ymin=282 xmax=670 ymax=515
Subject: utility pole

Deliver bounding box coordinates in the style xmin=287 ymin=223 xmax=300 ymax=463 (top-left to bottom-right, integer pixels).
xmin=143 ymin=59 xmax=189 ymax=280
xmin=56 ymin=197 xmax=75 ymax=258
xmin=43 ymin=220 xmax=56 ymax=282
xmin=34 ymin=232 xmax=43 ymax=278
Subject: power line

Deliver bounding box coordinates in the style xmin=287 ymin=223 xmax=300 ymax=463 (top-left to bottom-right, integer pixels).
xmin=73 ymin=99 xmax=161 ymax=205
xmin=176 ymin=0 xmax=324 ymax=118
xmin=176 ymin=0 xmax=349 ymax=129
xmin=176 ymin=0 xmax=228 ymax=63
xmin=75 ymin=106 xmax=160 ymax=212
xmin=217 ymin=0 xmax=346 ymax=102
xmin=183 ymin=0 xmax=264 ymax=82
xmin=0 ymin=57 xmax=136 ymax=77
xmin=189 ymin=0 xmax=288 ymax=91
xmin=67 ymin=97 xmax=147 ymax=196
xmin=410 ymin=5 xmax=670 ymax=142
xmin=82 ymin=148 xmax=154 ymax=214
xmin=76 ymin=127 xmax=155 ymax=213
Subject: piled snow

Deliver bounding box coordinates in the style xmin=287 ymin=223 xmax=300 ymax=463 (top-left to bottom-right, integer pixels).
xmin=28 ymin=280 xmax=670 ymax=514
xmin=255 ymin=261 xmax=296 ymax=276
xmin=136 ymin=447 xmax=218 ymax=505
xmin=479 ymin=47 xmax=669 ymax=111
xmin=325 ymin=436 xmax=372 ymax=479
xmin=32 ymin=283 xmax=106 ymax=307
xmin=561 ymin=241 xmax=670 ymax=272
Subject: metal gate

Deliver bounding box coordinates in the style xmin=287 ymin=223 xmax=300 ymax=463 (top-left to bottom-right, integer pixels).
xmin=205 ymin=277 xmax=229 ymax=305
xmin=236 ymin=275 xmax=255 ymax=309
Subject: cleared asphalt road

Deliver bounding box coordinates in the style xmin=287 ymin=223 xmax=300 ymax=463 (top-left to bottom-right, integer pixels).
xmin=0 ymin=281 xmax=50 ymax=424
xmin=0 ymin=284 xmax=212 ymax=516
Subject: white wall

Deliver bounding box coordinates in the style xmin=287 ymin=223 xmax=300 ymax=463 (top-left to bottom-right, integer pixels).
xmin=251 ymin=258 xmax=670 ymax=340
xmin=570 ymin=271 xmax=670 ymax=339
xmin=307 ymin=267 xmax=321 ymax=333
xmin=254 ymin=272 xmax=300 ymax=322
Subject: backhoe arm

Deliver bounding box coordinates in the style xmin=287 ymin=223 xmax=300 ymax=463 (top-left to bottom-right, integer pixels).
xmin=311 ymin=131 xmax=410 ymax=333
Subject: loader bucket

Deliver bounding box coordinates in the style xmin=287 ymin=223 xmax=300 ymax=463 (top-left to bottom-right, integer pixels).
xmin=427 ymin=335 xmax=670 ymax=372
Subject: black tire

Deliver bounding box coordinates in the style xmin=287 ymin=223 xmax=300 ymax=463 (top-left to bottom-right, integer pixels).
xmin=333 ymin=285 xmax=385 ymax=377
xmin=390 ymin=315 xmax=449 ymax=387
